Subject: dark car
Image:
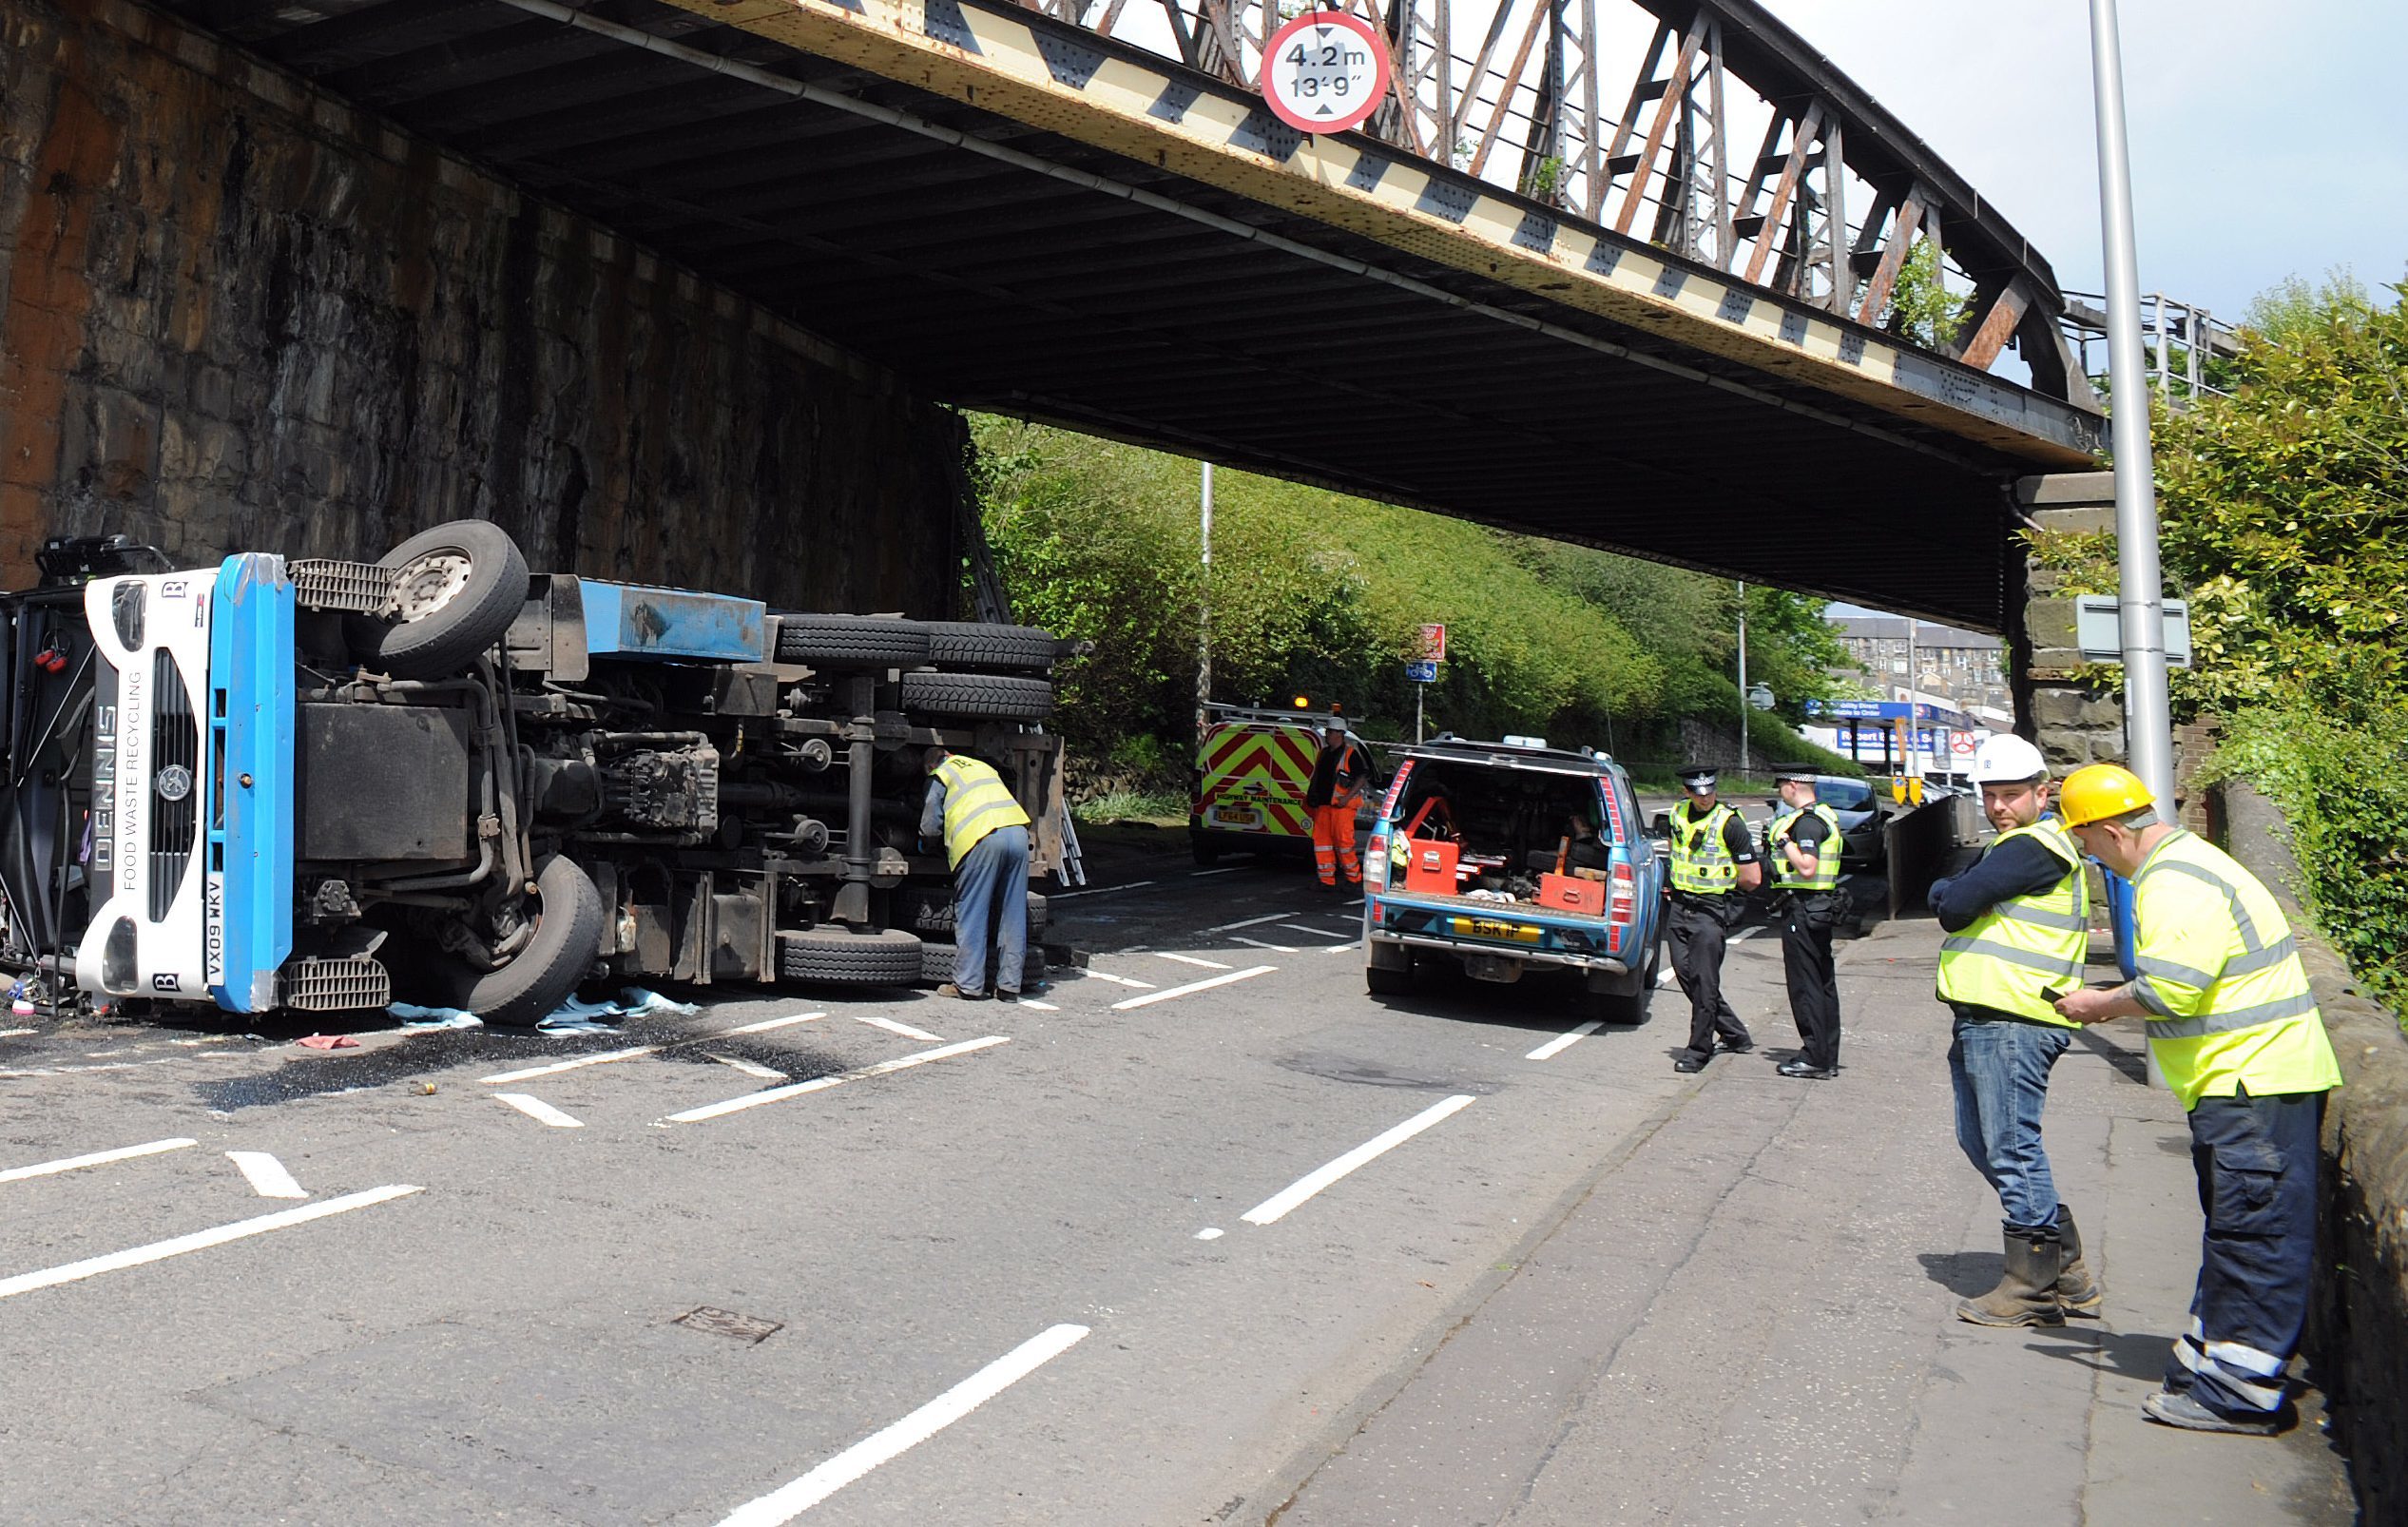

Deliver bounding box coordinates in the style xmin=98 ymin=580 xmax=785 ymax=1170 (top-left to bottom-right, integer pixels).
xmin=1769 ymin=775 xmax=1888 ymax=873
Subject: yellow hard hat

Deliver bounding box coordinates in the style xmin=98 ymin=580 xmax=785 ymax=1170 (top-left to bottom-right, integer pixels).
xmin=2057 ymin=763 xmax=2153 ymax=826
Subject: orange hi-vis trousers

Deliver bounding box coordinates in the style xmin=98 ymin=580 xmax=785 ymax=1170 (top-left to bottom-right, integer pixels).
xmin=1313 ymin=794 xmax=1362 ymax=886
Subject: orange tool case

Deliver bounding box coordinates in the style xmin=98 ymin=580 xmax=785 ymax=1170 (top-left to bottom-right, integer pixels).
xmin=1401 ymin=839 xmax=1461 ymax=894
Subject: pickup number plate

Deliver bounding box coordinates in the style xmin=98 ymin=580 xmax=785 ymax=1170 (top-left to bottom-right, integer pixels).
xmin=1451 ymin=916 xmax=1541 ymax=943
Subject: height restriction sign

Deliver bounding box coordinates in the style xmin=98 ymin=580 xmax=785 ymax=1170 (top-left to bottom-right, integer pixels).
xmin=1262 ymin=11 xmax=1391 ymax=135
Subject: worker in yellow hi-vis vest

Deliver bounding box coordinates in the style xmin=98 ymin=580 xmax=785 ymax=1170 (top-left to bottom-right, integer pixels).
xmin=919 ymin=744 xmax=1035 ymax=1001
xmin=2053 ymin=764 xmax=2341 ymax=1437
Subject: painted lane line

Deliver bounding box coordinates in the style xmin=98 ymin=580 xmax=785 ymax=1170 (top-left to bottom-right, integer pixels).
xmin=1151 ymin=952 xmax=1232 ymax=971
xmin=1018 ymin=999 xmax=1060 ymax=1012
xmin=225 ymin=1150 xmax=309 ymax=1200
xmin=1526 ymin=1020 xmax=1604 ymax=1061
xmin=1 ymin=1137 xmax=195 ymax=1185
xmin=1655 ymin=967 xmax=1681 ymax=988
xmin=709 ymin=1054 xmax=788 ymax=1081
xmin=1189 ymin=866 xmax=1241 ymax=877
xmin=495 ymin=1093 xmax=585 ymax=1129
xmin=0 ymin=1058 xmax=177 ymax=1078
xmin=665 ymin=1036 xmax=1010 ymax=1125
xmin=1278 ymin=923 xmax=1353 ymax=941
xmin=1230 ymin=936 xmax=1298 ymax=954
xmin=1321 ymin=938 xmax=1363 ymax=955
xmin=1050 ymin=880 xmax=1157 ymax=900
xmin=1111 ymin=965 xmax=1276 ymax=1012
xmin=0 ymin=1185 xmax=422 ymax=1302
xmin=0 ymin=1027 xmax=34 ymax=1038
xmin=1193 ymin=1227 xmax=1224 ymax=1241
xmin=1241 ymin=1094 xmax=1478 ymax=1226
xmin=714 ymin=1323 xmax=1089 ymax=1526
xmin=721 ymin=1012 xmax=827 ymax=1035
xmin=1204 ymin=911 xmax=1293 ymax=933
xmin=481 ymin=1046 xmax=659 ymax=1085
xmin=853 ymin=1015 xmax=945 ymax=1043
xmin=1082 ymin=969 xmax=1156 ymax=990
xmin=1728 ymin=925 xmax=1767 ymax=945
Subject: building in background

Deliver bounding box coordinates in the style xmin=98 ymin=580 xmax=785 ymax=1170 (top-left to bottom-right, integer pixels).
xmin=1831 ymin=616 xmax=2013 ymax=719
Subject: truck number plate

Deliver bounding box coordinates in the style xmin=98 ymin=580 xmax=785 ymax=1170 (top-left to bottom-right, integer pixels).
xmin=1213 ymin=806 xmax=1259 ymax=826
xmin=1452 ymin=916 xmax=1540 ymax=943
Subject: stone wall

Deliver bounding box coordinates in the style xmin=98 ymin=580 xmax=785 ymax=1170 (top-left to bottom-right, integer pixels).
xmin=2219 ymin=780 xmax=2407 ymax=1520
xmin=0 ymin=0 xmax=961 ymax=610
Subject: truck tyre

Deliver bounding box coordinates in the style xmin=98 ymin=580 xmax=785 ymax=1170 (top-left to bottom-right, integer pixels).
xmin=898 ymin=671 xmax=1052 ymax=722
xmin=774 ymin=614 xmax=931 ymax=668
xmin=1578 ymin=946 xmax=1654 ymax=1025
xmin=442 ymin=855 xmax=606 ymax=1028
xmin=352 ymin=519 xmax=530 ymax=679
xmin=919 ymin=941 xmax=1049 ymax=989
xmin=923 ymin=621 xmax=1058 ymax=673
xmin=1190 ymin=836 xmax=1222 ymax=867
xmin=777 ymin=926 xmax=923 ymax=986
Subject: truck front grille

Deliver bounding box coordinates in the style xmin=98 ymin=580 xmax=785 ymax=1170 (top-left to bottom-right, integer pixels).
xmin=148 ymin=650 xmax=199 ymax=922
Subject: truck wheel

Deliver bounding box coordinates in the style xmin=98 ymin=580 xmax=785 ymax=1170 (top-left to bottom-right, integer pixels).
xmin=898 ymin=671 xmax=1052 ymax=722
xmin=919 ymin=939 xmax=1047 ymax=989
xmin=777 ymin=926 xmax=923 ymax=986
xmin=774 ymin=614 xmax=931 ymax=668
xmin=441 ymin=856 xmax=605 ymax=1028
xmin=352 ymin=519 xmax=530 ymax=679
xmin=1190 ymin=837 xmax=1222 ymax=867
xmin=923 ymin=621 xmax=1059 ymax=673
xmin=1579 ymin=959 xmax=1651 ymax=1025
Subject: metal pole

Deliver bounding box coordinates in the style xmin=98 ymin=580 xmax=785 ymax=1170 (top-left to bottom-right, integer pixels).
xmin=1735 ymin=579 xmax=1748 ymax=776
xmin=1415 ymin=682 xmax=1424 ymax=744
xmin=2089 ymin=0 xmax=2176 ymax=811
xmin=1197 ymin=461 xmax=1214 ymax=739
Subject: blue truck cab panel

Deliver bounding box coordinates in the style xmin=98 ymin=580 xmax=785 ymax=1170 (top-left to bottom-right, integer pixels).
xmin=576 ymin=580 xmax=765 ymax=664
xmin=207 ymin=553 xmax=298 ymax=1013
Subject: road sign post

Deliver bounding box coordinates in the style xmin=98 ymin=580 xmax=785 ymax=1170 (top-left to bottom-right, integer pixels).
xmin=1405 ymin=656 xmax=1438 ymax=742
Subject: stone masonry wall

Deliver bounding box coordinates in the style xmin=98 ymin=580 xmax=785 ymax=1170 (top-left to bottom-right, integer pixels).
xmin=0 ymin=0 xmax=960 ymax=610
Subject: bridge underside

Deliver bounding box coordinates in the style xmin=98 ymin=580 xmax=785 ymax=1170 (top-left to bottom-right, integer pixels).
xmin=166 ymin=0 xmax=2099 ymax=631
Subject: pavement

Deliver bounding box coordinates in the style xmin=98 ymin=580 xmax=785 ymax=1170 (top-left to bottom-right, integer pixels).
xmin=0 ymin=826 xmax=2360 ymax=1524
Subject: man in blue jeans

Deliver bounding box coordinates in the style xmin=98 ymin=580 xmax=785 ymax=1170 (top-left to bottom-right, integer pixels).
xmin=919 ymin=745 xmax=1035 ymax=1000
xmin=1927 ymin=735 xmax=2097 ymax=1326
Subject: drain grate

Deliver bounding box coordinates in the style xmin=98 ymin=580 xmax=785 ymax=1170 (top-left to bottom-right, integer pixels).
xmin=674 ymin=1306 xmax=784 ymax=1344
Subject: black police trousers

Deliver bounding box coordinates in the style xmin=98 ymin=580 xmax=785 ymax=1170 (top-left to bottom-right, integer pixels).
xmin=1667 ymin=895 xmax=1749 ymax=1061
xmin=1780 ymin=892 xmax=1841 ymax=1070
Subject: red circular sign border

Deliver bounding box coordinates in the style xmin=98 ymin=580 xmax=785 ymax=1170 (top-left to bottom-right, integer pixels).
xmin=1261 ymin=10 xmax=1392 ymax=136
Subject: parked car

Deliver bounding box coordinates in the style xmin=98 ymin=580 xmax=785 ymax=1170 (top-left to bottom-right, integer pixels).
xmin=1768 ymin=775 xmax=1889 ymax=874
xmin=1361 ymin=735 xmax=1665 ymax=1021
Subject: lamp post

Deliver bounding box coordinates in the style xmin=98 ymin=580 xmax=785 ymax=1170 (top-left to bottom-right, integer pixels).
xmin=1196 ymin=461 xmax=1214 ymax=741
xmin=2089 ymin=0 xmax=2176 ymax=810
xmin=1735 ymin=580 xmax=1749 ymax=777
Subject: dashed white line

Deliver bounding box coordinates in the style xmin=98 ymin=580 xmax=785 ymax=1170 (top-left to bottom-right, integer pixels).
xmin=720 ymin=1012 xmax=827 ymax=1035
xmin=226 ymin=1150 xmax=309 ymax=1200
xmin=854 ymin=1015 xmax=944 ymax=1042
xmin=495 ymin=1093 xmax=585 ymax=1129
xmin=0 ymin=1185 xmax=423 ymax=1301
xmin=1526 ymin=1020 xmax=1604 ymax=1061
xmin=1241 ymin=1094 xmax=1478 ymax=1226
xmin=1728 ymin=925 xmax=1767 ymax=945
xmin=1204 ymin=911 xmax=1294 ymax=933
xmin=1111 ymin=965 xmax=1276 ymax=1011
xmin=482 ymin=1046 xmax=658 ymax=1085
xmin=1655 ymin=967 xmax=1681 ymax=987
xmin=1189 ymin=866 xmax=1241 ymax=877
xmin=1230 ymin=936 xmax=1298 ymax=954
xmin=1 ymin=1137 xmax=196 ymax=1184
xmin=714 ymin=1323 xmax=1089 ymax=1526
xmin=1083 ymin=970 xmax=1157 ymax=990
xmin=664 ymin=1036 xmax=1010 ymax=1125
xmin=1194 ymin=1227 xmax=1224 ymax=1241
xmin=708 ymin=1054 xmax=788 ymax=1081
xmin=1278 ymin=923 xmax=1353 ymax=941
xmin=1320 ymin=939 xmax=1362 ymax=955
xmin=1050 ymin=880 xmax=1157 ymax=899
xmin=0 ymin=1027 xmax=33 ymax=1038
xmin=1018 ymin=999 xmax=1060 ymax=1011
xmin=1151 ymin=952 xmax=1232 ymax=971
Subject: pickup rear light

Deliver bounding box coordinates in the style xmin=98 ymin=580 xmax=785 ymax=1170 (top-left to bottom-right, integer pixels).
xmin=1365 ymin=833 xmax=1389 ymax=884
xmin=1608 ymin=863 xmax=1637 ymax=927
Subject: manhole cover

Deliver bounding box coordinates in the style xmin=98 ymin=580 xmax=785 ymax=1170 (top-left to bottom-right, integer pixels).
xmin=673 ymin=1306 xmax=783 ymax=1344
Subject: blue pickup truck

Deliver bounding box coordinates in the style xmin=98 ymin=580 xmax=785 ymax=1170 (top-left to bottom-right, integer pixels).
xmin=0 ymin=522 xmax=1060 ymax=1026
xmin=1362 ymin=736 xmax=1666 ymax=1022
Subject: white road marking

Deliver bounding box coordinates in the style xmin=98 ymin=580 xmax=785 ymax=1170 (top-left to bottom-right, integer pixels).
xmin=495 ymin=1093 xmax=585 ymax=1129
xmin=709 ymin=1054 xmax=788 ymax=1081
xmin=0 ymin=1027 xmax=34 ymax=1038
xmin=0 ymin=1185 xmax=422 ymax=1302
xmin=721 ymin=1012 xmax=827 ymax=1035
xmin=481 ymin=1046 xmax=658 ymax=1085
xmin=1083 ymin=970 xmax=1157 ymax=990
xmin=1230 ymin=936 xmax=1298 ymax=954
xmin=1728 ymin=925 xmax=1767 ymax=944
xmin=1 ymin=1137 xmax=195 ymax=1185
xmin=1278 ymin=922 xmax=1353 ymax=941
xmin=1241 ymin=1094 xmax=1478 ymax=1226
xmin=1526 ymin=1020 xmax=1604 ymax=1061
xmin=1194 ymin=1227 xmax=1224 ymax=1241
xmin=1111 ymin=965 xmax=1276 ymax=1011
xmin=1050 ymin=880 xmax=1157 ymax=900
xmin=1655 ymin=967 xmax=1682 ymax=987
xmin=1189 ymin=866 xmax=1241 ymax=877
xmin=1321 ymin=938 xmax=1362 ymax=955
xmin=665 ymin=1036 xmax=1009 ymax=1125
xmin=714 ymin=1323 xmax=1088 ymax=1526
xmin=1151 ymin=952 xmax=1232 ymax=971
xmin=1018 ymin=999 xmax=1060 ymax=1012
xmin=225 ymin=1150 xmax=309 ymax=1200
xmin=854 ymin=1015 xmax=944 ymax=1042
xmin=0 ymin=1059 xmax=176 ymax=1078
xmin=1204 ymin=911 xmax=1293 ymax=933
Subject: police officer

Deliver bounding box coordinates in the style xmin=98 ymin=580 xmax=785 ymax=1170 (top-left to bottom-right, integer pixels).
xmin=919 ymin=744 xmax=1035 ymax=1000
xmin=1666 ymin=764 xmax=1763 ymax=1073
xmin=1927 ymin=735 xmax=2096 ymax=1326
xmin=2054 ymin=764 xmax=2342 ymax=1435
xmin=1766 ymin=764 xmax=1843 ymax=1078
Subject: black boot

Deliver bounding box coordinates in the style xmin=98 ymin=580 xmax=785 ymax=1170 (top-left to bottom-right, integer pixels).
xmin=1955 ymin=1227 xmax=2065 ymax=1327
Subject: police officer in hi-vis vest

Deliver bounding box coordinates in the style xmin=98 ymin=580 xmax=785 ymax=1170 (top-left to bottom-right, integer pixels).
xmin=919 ymin=744 xmax=1036 ymax=1000
xmin=1926 ymin=735 xmax=2097 ymax=1327
xmin=1765 ymin=764 xmax=1844 ymax=1079
xmin=2053 ymin=764 xmax=2341 ymax=1436
xmin=1666 ymin=764 xmax=1763 ymax=1073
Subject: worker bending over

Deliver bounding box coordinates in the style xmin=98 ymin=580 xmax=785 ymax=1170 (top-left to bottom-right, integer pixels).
xmin=920 ymin=744 xmax=1035 ymax=1001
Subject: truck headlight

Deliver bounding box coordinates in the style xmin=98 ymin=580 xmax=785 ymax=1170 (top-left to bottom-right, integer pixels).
xmin=101 ymin=917 xmax=138 ymax=994
xmin=110 ymin=581 xmax=144 ymax=649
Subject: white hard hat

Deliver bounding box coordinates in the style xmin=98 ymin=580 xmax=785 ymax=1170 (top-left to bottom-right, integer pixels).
xmin=1969 ymin=734 xmax=2049 ymax=785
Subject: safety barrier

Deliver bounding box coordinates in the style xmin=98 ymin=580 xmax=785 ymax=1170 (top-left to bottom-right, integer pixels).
xmin=1880 ymin=793 xmax=1984 ymax=919
xmin=2218 ymin=779 xmax=2405 ymax=1520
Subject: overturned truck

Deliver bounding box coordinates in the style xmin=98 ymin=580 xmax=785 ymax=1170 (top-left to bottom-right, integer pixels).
xmin=0 ymin=520 xmax=1063 ymax=1025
